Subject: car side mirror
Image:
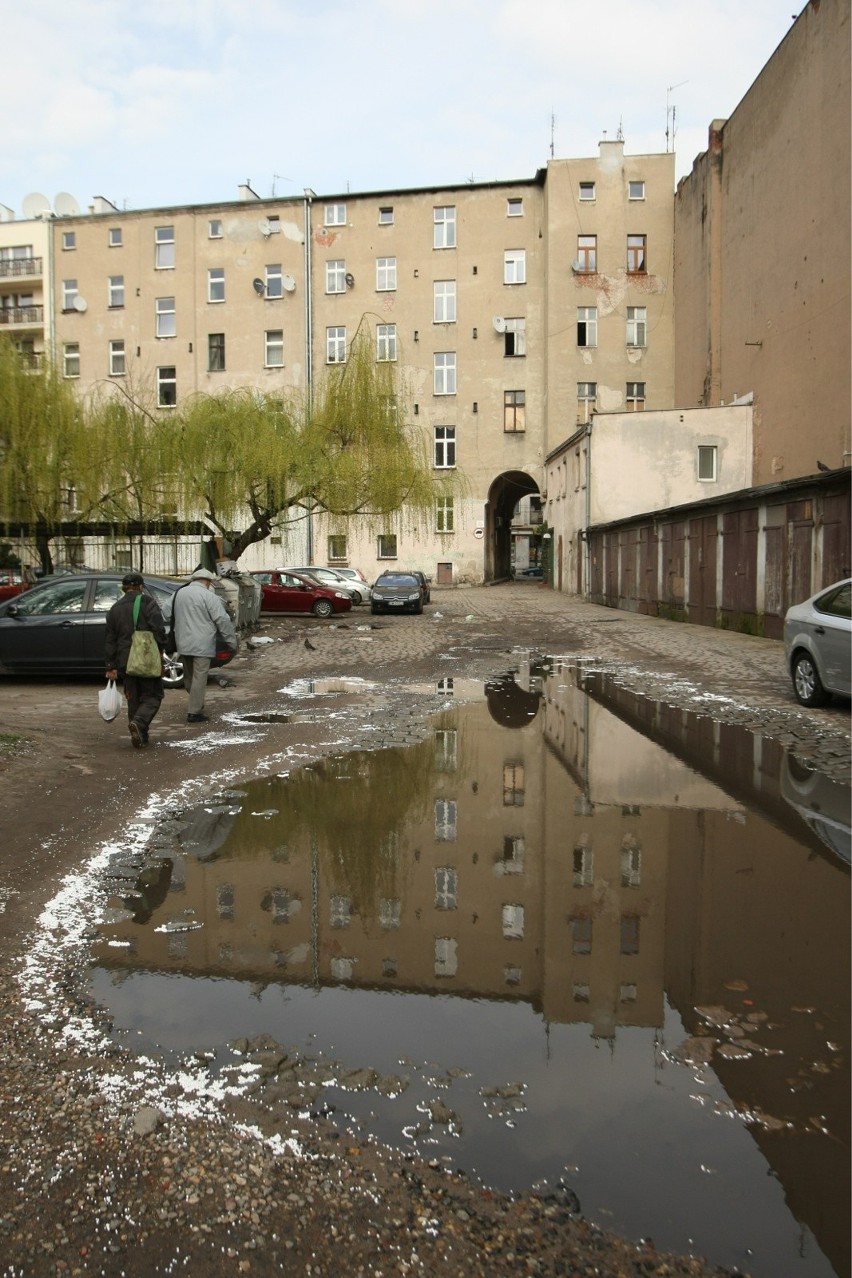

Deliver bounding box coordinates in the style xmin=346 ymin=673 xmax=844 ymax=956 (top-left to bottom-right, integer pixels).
xmin=6 ymin=605 xmax=19 ymax=617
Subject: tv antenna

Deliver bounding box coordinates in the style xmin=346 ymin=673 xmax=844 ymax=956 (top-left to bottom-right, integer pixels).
xmin=666 ymin=81 xmax=688 ymax=152
xmin=272 ymin=173 xmax=292 ymax=197
xmin=550 ymin=111 xmax=556 ymax=158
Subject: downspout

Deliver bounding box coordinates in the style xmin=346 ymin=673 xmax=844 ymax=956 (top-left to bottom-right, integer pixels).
xmin=583 ymin=419 xmax=592 ymax=597
xmin=303 ymin=190 xmax=314 ymax=562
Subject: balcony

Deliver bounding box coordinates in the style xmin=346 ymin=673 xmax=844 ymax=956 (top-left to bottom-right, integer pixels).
xmin=0 ymin=305 xmax=44 ymax=327
xmin=0 ymin=257 xmax=43 ymax=280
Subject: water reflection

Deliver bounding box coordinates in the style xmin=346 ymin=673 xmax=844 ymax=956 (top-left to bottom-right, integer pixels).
xmin=89 ymin=662 xmax=849 ymax=1278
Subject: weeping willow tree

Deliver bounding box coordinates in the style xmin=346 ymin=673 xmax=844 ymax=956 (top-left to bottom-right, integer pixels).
xmin=0 ymin=335 xmax=87 ymax=571
xmin=174 ymin=322 xmax=458 ymax=560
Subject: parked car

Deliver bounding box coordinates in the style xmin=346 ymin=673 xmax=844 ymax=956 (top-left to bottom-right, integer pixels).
xmin=783 ymin=578 xmax=851 ymax=706
xmin=403 ymin=570 xmax=431 ymax=604
xmin=0 ymin=572 xmax=234 ymax=688
xmin=329 ymin=566 xmax=372 ymax=602
xmin=286 ymin=566 xmax=367 ymax=604
xmin=250 ymin=569 xmax=352 ymax=618
xmin=0 ymin=567 xmax=35 ymax=604
xmin=370 ymin=572 xmax=425 ymax=615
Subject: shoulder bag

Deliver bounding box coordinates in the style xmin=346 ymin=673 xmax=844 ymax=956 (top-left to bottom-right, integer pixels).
xmin=126 ymin=595 xmax=163 ymax=678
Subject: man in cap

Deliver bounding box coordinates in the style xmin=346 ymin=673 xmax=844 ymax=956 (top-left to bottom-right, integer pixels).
xmin=105 ymin=573 xmax=168 ymax=748
xmin=172 ymin=568 xmax=237 ymax=723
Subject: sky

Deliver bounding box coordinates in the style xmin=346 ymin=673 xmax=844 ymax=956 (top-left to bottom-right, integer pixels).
xmin=1 ymin=0 xmax=802 ymax=218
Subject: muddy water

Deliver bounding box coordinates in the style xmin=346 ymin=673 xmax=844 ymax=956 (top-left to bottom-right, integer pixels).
xmin=88 ymin=661 xmax=850 ymax=1278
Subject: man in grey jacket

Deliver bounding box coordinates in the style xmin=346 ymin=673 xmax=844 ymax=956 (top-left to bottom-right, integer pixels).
xmin=172 ymin=568 xmax=237 ymax=723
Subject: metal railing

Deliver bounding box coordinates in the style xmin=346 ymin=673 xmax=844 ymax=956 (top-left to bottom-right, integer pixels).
xmin=0 ymin=306 xmax=43 ymax=325
xmin=0 ymin=257 xmax=42 ymax=278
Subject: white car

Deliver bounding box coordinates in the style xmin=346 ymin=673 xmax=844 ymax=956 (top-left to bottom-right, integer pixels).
xmin=330 ymin=566 xmax=372 ymax=602
xmin=783 ymin=578 xmax=851 ymax=706
xmin=285 ymin=566 xmax=368 ymax=604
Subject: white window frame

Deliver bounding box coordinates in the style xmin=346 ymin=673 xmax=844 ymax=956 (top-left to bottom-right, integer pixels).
xmin=504 ymin=316 xmax=525 ymax=357
xmin=208 ymin=218 xmax=223 ymax=238
xmin=434 ymin=425 xmax=456 ymax=469
xmin=265 ymin=263 xmax=283 ymax=298
xmin=108 ymin=227 xmax=122 ymax=248
xmin=434 ymin=866 xmax=458 ymax=910
xmin=433 ymin=279 xmax=456 ymax=323
xmin=326 ymin=325 xmax=346 ymax=364
xmin=502 ymin=904 xmax=525 ymax=939
xmin=507 ymin=198 xmax=523 ymax=217
xmin=435 ymin=799 xmax=457 ymax=842
xmin=108 ymin=275 xmax=125 ymax=308
xmin=155 ymin=296 xmax=176 ymax=338
xmin=61 ymin=279 xmax=78 ymax=311
xmin=579 ymin=181 xmax=596 ymax=201
xmin=434 ymin=937 xmax=458 ymax=977
xmin=62 ymin=231 xmax=76 ymax=251
xmin=326 ymin=259 xmax=346 ymax=294
xmin=109 ymin=339 xmax=126 ymax=376
xmin=156 ymin=365 xmax=177 ymax=407
xmin=208 ymin=267 xmax=225 ymax=303
xmin=376 ymin=256 xmax=397 ymax=291
xmin=377 ymin=533 xmax=397 ymax=559
xmin=436 ymin=496 xmax=454 ymax=533
xmin=324 ymin=202 xmax=347 ymax=226
xmin=155 ymin=225 xmax=175 ymax=269
xmin=433 ymin=205 xmax=456 ymax=249
xmin=433 ymin=351 xmax=456 ymax=395
xmin=265 ymin=329 xmax=284 ymax=367
xmin=376 ymin=323 xmax=397 ymax=361
xmin=626 ymin=381 xmax=646 ymax=411
xmin=577 ymin=306 xmax=597 ymax=348
xmin=627 ymin=306 xmax=647 ymax=347
xmin=578 ymin=381 xmax=596 ymax=423
xmin=378 ymin=206 xmax=394 ymax=225
xmin=629 ymin=180 xmax=645 ymax=200
xmin=573 ymin=846 xmax=594 ymax=887
xmin=698 ymin=445 xmax=718 ymax=482
xmin=621 ymin=845 xmax=642 ymax=888
xmin=504 ymin=249 xmax=526 ymax=284
xmin=62 ymin=342 xmax=80 ymax=378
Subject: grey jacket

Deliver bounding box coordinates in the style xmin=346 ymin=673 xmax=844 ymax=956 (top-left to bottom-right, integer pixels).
xmin=173 ymin=581 xmax=237 ymax=657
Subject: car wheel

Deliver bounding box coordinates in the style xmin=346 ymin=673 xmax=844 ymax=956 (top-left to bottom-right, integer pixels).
xmin=792 ymin=651 xmax=828 ymax=707
xmin=162 ymin=653 xmax=185 ymax=689
xmin=312 ymin=599 xmax=334 ymax=618
xmin=350 ymin=590 xmax=362 ymax=605
xmin=415 ymin=601 xmax=423 ymax=614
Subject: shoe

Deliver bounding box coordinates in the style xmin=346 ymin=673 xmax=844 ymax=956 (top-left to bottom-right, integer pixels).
xmin=187 ymin=713 xmax=209 ymax=723
xmin=128 ymin=721 xmax=144 ymax=748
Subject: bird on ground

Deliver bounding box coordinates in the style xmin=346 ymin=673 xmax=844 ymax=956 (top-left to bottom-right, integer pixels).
xmin=304 ymin=638 xmax=316 ymax=651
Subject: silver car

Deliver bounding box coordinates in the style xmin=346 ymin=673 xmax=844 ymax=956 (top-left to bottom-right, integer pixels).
xmin=284 ymin=566 xmax=366 ymax=604
xmin=783 ymin=578 xmax=851 ymax=706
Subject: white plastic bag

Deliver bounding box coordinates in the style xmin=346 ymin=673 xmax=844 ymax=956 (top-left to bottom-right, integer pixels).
xmin=98 ymin=679 xmax=123 ymax=722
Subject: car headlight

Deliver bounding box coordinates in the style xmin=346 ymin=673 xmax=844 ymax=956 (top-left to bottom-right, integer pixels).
xmin=374 ymin=592 xmax=384 ymax=600
xmin=334 ymin=591 xmax=348 ymax=599
xmin=408 ymin=593 xmax=420 ymax=601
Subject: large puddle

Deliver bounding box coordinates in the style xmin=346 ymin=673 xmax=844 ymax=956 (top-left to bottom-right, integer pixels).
xmin=85 ymin=659 xmax=849 ymax=1278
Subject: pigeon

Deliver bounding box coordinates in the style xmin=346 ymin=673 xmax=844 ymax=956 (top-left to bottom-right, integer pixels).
xmin=304 ymin=638 xmax=316 ymax=651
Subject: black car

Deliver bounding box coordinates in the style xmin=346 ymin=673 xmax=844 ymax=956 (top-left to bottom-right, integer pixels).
xmin=370 ymin=572 xmax=425 ymax=615
xmin=404 ymin=570 xmax=431 ymax=604
xmin=0 ymin=572 xmax=234 ymax=688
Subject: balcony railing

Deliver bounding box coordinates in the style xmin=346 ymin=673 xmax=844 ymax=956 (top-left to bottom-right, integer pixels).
xmin=0 ymin=306 xmax=44 ymax=325
xmin=0 ymin=257 xmax=42 ymax=279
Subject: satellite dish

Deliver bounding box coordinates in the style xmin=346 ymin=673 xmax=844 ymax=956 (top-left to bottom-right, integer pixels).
xmin=54 ymin=191 xmax=81 ymax=217
xmin=345 ymin=272 xmax=355 ymax=288
xmin=258 ymin=218 xmax=272 ymax=236
xmin=571 ymin=260 xmax=582 ymax=272
xmin=281 ymin=273 xmax=296 ymax=293
xmin=492 ymin=315 xmax=506 ymax=333
xmin=252 ymin=278 xmax=265 ymax=295
xmin=22 ymin=192 xmax=51 ymax=220
xmin=73 ymin=296 xmax=88 ymax=312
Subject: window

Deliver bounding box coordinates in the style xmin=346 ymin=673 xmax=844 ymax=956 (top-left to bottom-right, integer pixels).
xmin=435 ymin=867 xmax=458 ymax=910
xmin=502 ymin=904 xmax=525 ymax=939
xmin=627 ymin=234 xmax=647 ymax=273
xmin=620 ymin=915 xmax=640 ymax=956
xmin=435 ymin=799 xmax=457 ymax=841
xmin=155 ymin=225 xmax=175 ymax=269
xmin=324 ymin=202 xmax=346 ymax=226
xmin=579 ymin=181 xmax=596 ymax=201
xmin=62 ymin=342 xmax=80 ymax=378
xmin=326 ymin=259 xmax=346 ymax=294
xmin=378 ymin=206 xmax=394 ymax=225
xmin=155 ymin=296 xmax=176 ymax=338
xmin=507 ymin=197 xmax=523 ymax=217
xmin=621 ymin=845 xmax=642 ymax=888
xmin=626 ymin=382 xmax=645 ymax=411
xmin=378 ymin=533 xmax=397 ymax=559
xmin=503 ymin=761 xmax=525 ymax=806
xmin=573 ymin=983 xmax=590 ymax=1002
xmin=435 ymin=728 xmax=458 ymax=772
xmin=326 ymin=325 xmax=346 ymax=363
xmin=569 ymin=915 xmax=593 ymax=955
xmin=157 ymin=366 xmax=177 ymax=407
xmin=62 ymin=231 xmax=76 ymax=250
xmin=504 ymin=249 xmax=526 ymax=284
xmin=434 ymin=425 xmax=456 ymax=468
xmin=330 ymin=895 xmax=352 ymax=928
xmin=376 ymin=257 xmax=397 ymax=291
xmin=504 ymin=317 xmax=525 ymax=357
xmin=208 ymin=218 xmax=223 ymax=237
xmin=436 ymin=496 xmax=454 ymax=533
xmin=208 ymin=332 xmax=225 ymax=372
xmin=577 ymin=382 xmax=596 ymax=422
xmin=698 ymin=445 xmax=718 ymax=481
xmin=328 ymin=534 xmax=347 ymax=561
xmin=208 ymin=267 xmax=225 ymax=302
xmin=61 ymin=279 xmax=78 ymax=311
xmin=108 ymin=227 xmax=122 ymax=247
xmin=433 ymin=352 xmax=456 ymax=395
xmin=577 ymin=307 xmax=597 ymax=347
xmin=380 ymin=899 xmax=401 ymax=930
xmin=504 ymin=390 xmax=526 ymax=433
xmin=376 ymin=323 xmax=397 ymax=361
xmin=434 ymin=937 xmax=458 ymax=978
xmin=265 ymin=329 xmax=284 ymax=367
xmin=577 ymin=235 xmax=596 ymax=272
xmin=216 ymin=884 xmax=235 ymax=920
xmin=433 ymin=280 xmax=456 ymax=323
xmin=108 ymin=275 xmax=125 ymax=308
xmin=620 ymin=983 xmax=638 ymax=1003
xmin=433 ymin=206 xmax=456 ymax=249
xmin=573 ymin=846 xmax=594 ymax=887
xmin=500 ymin=836 xmax=525 ymax=874
xmin=629 ymin=180 xmax=645 ymax=200
xmin=109 ymin=339 xmax=126 ymax=376
xmin=266 ymin=215 xmax=281 ymax=235
xmin=626 ymin=306 xmax=647 ymax=347
xmin=265 ymin=263 xmax=283 ymax=297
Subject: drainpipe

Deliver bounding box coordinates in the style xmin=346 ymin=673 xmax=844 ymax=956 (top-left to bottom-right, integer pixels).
xmin=303 ymin=190 xmax=315 ymax=563
xmin=583 ymin=419 xmax=592 ymax=597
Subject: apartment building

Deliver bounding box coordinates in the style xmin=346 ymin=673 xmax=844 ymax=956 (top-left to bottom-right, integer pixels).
xmin=15 ymin=141 xmax=673 ymax=583
xmin=0 ymin=210 xmax=50 ymax=369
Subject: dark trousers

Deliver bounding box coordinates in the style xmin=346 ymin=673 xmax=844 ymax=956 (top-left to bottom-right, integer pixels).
xmin=123 ymin=674 xmax=164 ymax=738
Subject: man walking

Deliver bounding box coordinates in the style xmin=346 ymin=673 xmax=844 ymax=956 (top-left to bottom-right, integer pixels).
xmin=105 ymin=572 xmax=167 ymax=748
xmin=173 ymin=568 xmax=237 ymax=723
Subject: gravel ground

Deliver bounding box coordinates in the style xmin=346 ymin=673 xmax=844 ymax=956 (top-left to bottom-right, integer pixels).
xmin=0 ymin=584 xmax=848 ymax=1277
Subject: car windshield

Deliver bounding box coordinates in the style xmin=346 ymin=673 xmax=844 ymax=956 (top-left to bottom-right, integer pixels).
xmin=377 ymin=574 xmax=418 ymax=586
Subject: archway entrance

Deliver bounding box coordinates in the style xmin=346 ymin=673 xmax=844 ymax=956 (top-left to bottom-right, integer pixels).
xmin=484 ymin=471 xmax=541 ymax=581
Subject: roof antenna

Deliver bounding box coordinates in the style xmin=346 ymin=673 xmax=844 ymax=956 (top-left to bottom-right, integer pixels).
xmin=666 ymin=81 xmax=688 ymax=151
xmin=550 ymin=111 xmax=556 ymax=158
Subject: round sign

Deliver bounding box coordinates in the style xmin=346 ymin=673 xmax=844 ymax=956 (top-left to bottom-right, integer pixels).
xmin=473 ymin=527 xmax=484 ymax=539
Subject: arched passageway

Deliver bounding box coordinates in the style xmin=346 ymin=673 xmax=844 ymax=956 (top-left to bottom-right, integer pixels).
xmin=484 ymin=471 xmax=541 ymax=581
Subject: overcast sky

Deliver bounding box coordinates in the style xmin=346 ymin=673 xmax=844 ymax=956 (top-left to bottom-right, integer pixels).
xmin=1 ymin=0 xmax=800 ymax=218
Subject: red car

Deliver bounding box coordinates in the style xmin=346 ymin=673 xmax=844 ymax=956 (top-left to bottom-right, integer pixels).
xmin=250 ymin=570 xmax=352 ymax=618
xmin=0 ymin=568 xmax=34 ymax=604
